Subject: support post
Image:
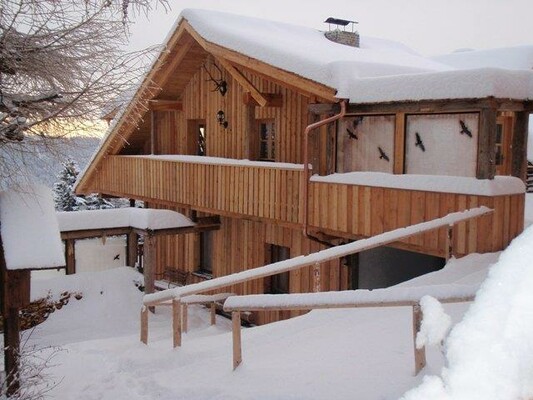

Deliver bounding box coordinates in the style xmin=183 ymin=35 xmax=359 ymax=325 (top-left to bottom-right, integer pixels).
xmin=65 ymin=239 xmax=76 ymax=275
xmin=313 ymin=262 xmax=321 ymax=292
xmin=232 ymin=311 xmax=242 ymax=370
xmin=182 ymin=303 xmax=188 ymax=334
xmin=172 ymin=298 xmax=182 ymax=348
xmin=412 ymin=303 xmax=427 ymax=375
xmin=511 ymin=111 xmax=529 ymax=181
xmin=445 ymin=224 xmax=454 ymax=261
xmin=4 ymin=307 xmax=20 ymax=396
xmin=140 ymin=306 xmax=148 ymax=344
xmin=150 ymin=109 xmax=155 ymax=155
xmin=143 ymin=235 xmax=155 ymax=294
xmin=210 ymin=302 xmax=217 ymax=325
xmin=477 ymin=107 xmax=497 ymax=179
xmin=126 ymin=231 xmax=138 ymax=268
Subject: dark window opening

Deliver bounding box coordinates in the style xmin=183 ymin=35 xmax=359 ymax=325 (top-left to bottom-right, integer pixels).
xmin=264 ymin=244 xmax=290 ymax=294
xmin=198 ymin=231 xmax=213 ymax=275
xmin=198 ymin=124 xmax=206 ymax=156
xmin=343 ymin=254 xmax=359 ymax=290
xmin=259 ymin=121 xmax=275 ymax=161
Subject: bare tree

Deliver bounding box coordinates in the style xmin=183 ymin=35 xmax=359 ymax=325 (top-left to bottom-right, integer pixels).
xmin=0 ymin=0 xmax=166 ymax=187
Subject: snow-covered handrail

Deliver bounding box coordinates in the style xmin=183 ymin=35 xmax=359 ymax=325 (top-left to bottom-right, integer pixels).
xmin=225 ymin=289 xmax=476 ymax=372
xmin=223 ymin=284 xmax=477 ymax=311
xmin=143 ymin=206 xmax=492 ymax=306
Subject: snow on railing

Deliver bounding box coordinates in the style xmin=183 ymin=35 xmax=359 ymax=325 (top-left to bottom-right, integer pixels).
xmin=143 ymin=206 xmax=492 ymax=306
xmin=224 ymin=288 xmax=477 ymax=373
xmin=140 ymin=207 xmax=492 ymax=350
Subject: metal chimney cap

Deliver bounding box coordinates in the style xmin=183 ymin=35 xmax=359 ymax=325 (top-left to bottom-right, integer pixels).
xmin=324 ymin=17 xmax=358 ymax=26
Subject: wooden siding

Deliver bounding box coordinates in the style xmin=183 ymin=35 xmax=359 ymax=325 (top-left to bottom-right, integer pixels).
xmin=151 ymin=213 xmax=341 ymax=325
xmin=308 ymin=181 xmax=525 ymax=258
xmin=90 ymin=156 xmax=304 ymax=226
xmin=146 ymin=60 xmax=312 ymax=164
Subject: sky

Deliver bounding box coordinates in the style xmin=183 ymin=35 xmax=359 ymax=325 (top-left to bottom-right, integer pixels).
xmin=127 ymin=0 xmax=533 ymax=56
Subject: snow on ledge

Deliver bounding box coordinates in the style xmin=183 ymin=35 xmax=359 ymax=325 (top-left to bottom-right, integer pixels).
xmin=132 ymin=155 xmax=305 ymax=171
xmin=0 ymin=185 xmax=65 ymax=270
xmin=311 ymin=172 xmax=525 ymax=196
xmin=57 ymin=208 xmax=195 ymax=232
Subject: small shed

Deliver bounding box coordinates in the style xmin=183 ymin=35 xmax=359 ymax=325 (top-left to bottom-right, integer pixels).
xmin=0 ymin=185 xmax=64 ymax=396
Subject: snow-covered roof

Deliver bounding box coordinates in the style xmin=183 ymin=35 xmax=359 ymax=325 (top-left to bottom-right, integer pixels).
xmin=181 ymin=9 xmax=449 ymax=91
xmin=433 ymin=45 xmax=533 ymax=71
xmin=181 ymin=9 xmax=533 ymax=103
xmin=0 ymin=185 xmax=65 ymax=270
xmin=57 ymin=208 xmax=195 ymax=232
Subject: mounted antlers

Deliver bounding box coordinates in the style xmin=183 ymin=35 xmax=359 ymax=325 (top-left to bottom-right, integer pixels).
xmin=203 ymin=62 xmax=228 ymax=96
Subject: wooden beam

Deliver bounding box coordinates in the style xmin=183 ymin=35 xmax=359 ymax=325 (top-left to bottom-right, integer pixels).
xmin=215 ymin=56 xmax=268 ymax=107
xmin=242 ymin=92 xmax=283 ymax=107
xmin=477 ymin=108 xmax=497 ymax=179
xmin=346 ymin=98 xmax=515 ymax=115
xmin=511 ymin=111 xmax=529 ymax=180
xmin=182 ymin=303 xmax=188 ymax=333
xmin=148 ymin=100 xmax=183 ymax=112
xmin=210 ymin=303 xmax=217 ymax=325
xmin=172 ymin=298 xmax=182 ymax=348
xmin=4 ymin=307 xmax=21 ymax=396
xmin=65 ymin=239 xmax=76 ymax=275
xmin=393 ymin=112 xmax=406 ymax=174
xmin=143 ymin=234 xmax=156 ymax=298
xmin=61 ymin=227 xmax=131 ymax=240
xmin=150 ymin=109 xmax=155 ymax=155
xmin=232 ymin=311 xmax=242 ymax=370
xmin=140 ymin=306 xmax=148 ymax=344
xmin=183 ymin=22 xmax=336 ymax=102
xmin=127 ymin=231 xmax=138 ymax=268
xmin=245 ymin=102 xmax=257 ymax=160
xmin=308 ymin=103 xmax=340 ymax=115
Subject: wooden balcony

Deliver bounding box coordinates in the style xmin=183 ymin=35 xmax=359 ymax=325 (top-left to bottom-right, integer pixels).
xmin=87 ymin=155 xmax=304 ymax=225
xmin=86 ymin=155 xmax=524 ymax=257
xmin=308 ymin=178 xmax=524 ymax=257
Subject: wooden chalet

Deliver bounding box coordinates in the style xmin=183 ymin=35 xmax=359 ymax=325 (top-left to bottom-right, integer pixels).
xmin=76 ymin=10 xmax=532 ymax=324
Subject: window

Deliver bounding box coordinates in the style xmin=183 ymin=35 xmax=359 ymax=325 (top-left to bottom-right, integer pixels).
xmin=258 ymin=120 xmax=275 ymax=161
xmin=495 ymin=123 xmax=504 ymax=166
xmin=198 ymin=124 xmax=206 ymax=156
xmin=198 ymin=231 xmax=213 ymax=275
xmin=264 ymin=244 xmax=290 ymax=294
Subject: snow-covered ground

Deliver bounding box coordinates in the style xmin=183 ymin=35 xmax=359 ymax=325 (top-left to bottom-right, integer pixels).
xmin=2 ymin=255 xmax=493 ymax=399
xmin=1 ymin=195 xmax=532 ymax=399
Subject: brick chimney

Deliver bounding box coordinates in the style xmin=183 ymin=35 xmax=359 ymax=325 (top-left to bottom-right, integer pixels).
xmin=324 ymin=17 xmax=359 ymax=48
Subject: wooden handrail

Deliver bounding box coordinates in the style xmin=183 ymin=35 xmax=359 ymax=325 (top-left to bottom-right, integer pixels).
xmin=140 ymin=207 xmax=491 ymax=349
xmin=227 ymin=295 xmax=475 ymax=372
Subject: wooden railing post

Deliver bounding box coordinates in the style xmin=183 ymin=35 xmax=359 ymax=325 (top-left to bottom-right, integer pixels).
xmin=210 ymin=303 xmax=217 ymax=325
xmin=182 ymin=303 xmax=188 ymax=334
xmin=232 ymin=311 xmax=242 ymax=370
xmin=173 ymin=298 xmax=182 ymax=348
xmin=412 ymin=303 xmax=426 ymax=375
xmin=313 ymin=262 xmax=321 ymax=292
xmin=445 ymin=224 xmax=454 ymax=261
xmin=140 ymin=306 xmax=148 ymax=344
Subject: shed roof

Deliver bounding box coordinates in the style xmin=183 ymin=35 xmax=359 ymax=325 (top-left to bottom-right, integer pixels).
xmin=0 ymin=185 xmax=64 ymax=270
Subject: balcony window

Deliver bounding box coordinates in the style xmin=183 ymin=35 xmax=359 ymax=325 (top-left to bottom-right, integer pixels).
xmin=258 ymin=120 xmax=275 ymax=161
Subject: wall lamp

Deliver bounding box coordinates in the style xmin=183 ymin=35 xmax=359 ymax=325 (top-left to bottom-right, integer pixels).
xmin=216 ymin=110 xmax=228 ymax=129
